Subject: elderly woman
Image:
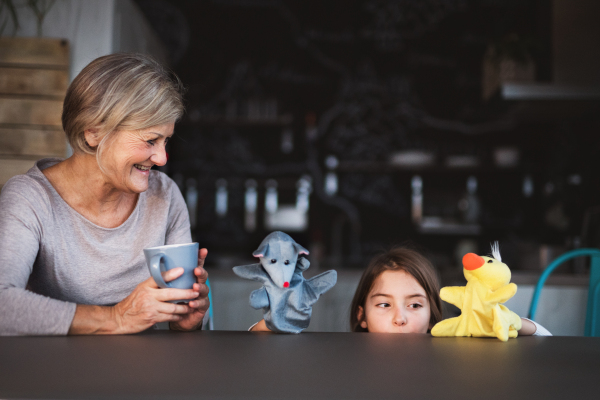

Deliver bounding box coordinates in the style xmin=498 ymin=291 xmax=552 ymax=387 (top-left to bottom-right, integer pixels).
xmin=0 ymin=53 xmax=209 ymax=335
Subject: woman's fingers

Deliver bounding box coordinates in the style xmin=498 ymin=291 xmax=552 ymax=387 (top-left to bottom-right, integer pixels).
xmin=188 ymin=296 xmax=210 ymax=311
xmin=194 ymin=266 xmax=209 ymax=282
xmin=155 ymin=301 xmax=191 ymax=315
xmin=192 ymin=280 xmax=209 ymax=296
xmin=197 ymin=248 xmax=208 ymax=268
xmin=155 ymin=287 xmax=199 ymax=303
xmin=162 ymin=267 xmax=185 ymax=283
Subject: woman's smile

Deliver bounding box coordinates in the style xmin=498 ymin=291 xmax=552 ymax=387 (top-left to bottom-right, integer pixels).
xmin=98 ymin=123 xmax=174 ymax=194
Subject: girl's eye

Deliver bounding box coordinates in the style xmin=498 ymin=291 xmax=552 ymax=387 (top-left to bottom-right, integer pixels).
xmin=376 ymin=303 xmax=390 ymax=308
xmin=409 ymin=303 xmax=423 ymax=309
xmin=284 ymin=260 xmax=289 ymax=265
xmin=271 ymin=259 xmax=277 ymax=264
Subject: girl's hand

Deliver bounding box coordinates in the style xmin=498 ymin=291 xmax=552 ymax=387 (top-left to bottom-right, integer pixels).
xmin=112 ymin=268 xmax=200 ymax=334
xmin=169 ymin=248 xmax=210 ymax=331
xmin=518 ymin=317 xmax=537 ymax=336
xmin=250 ymin=319 xmax=272 ymax=332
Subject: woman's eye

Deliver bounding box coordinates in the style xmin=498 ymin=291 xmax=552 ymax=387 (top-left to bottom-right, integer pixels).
xmin=147 ymin=140 xmax=156 ymax=146
xmin=270 ymin=259 xmax=277 ymax=264
xmin=284 ymin=260 xmax=289 ymax=265
xmin=164 ymin=137 xmax=170 ymax=146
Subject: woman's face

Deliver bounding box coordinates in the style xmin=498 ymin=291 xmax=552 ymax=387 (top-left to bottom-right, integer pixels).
xmin=95 ymin=123 xmax=174 ymax=194
xmin=358 ymin=270 xmax=431 ymax=333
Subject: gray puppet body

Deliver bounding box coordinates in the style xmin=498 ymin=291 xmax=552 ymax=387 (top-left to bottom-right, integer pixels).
xmin=233 ymin=231 xmax=337 ymax=333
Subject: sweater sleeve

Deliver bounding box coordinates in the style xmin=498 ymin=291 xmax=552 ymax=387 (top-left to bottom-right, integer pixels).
xmin=0 ymin=177 xmax=76 ymax=336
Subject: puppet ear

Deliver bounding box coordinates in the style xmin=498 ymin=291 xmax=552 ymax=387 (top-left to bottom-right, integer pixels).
xmin=252 ymin=243 xmax=269 ymax=258
xmin=296 ymin=257 xmax=311 ymax=271
xmin=293 ymin=242 xmax=309 ymax=255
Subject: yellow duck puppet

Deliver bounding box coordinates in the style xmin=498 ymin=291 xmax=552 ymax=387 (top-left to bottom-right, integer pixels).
xmin=431 ymin=243 xmax=522 ymax=341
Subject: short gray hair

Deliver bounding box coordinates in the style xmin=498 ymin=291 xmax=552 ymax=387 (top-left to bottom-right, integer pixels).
xmin=62 ymin=53 xmax=185 ymax=155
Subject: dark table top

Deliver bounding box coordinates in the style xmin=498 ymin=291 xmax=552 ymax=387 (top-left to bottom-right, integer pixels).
xmin=1 ymin=331 xmax=599 ymax=400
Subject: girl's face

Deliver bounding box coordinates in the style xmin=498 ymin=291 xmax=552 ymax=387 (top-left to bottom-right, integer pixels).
xmin=358 ymin=270 xmax=431 ymax=333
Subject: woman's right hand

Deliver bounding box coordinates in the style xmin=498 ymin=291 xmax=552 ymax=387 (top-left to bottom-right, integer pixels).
xmin=112 ymin=268 xmax=200 ymax=334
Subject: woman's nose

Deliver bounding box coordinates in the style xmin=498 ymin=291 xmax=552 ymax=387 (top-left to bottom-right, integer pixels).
xmin=151 ymin=144 xmax=168 ymax=166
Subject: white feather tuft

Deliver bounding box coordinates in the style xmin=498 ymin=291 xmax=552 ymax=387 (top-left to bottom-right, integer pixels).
xmin=490 ymin=241 xmax=501 ymax=262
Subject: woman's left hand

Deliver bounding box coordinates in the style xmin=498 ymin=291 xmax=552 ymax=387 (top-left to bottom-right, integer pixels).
xmin=169 ymin=248 xmax=210 ymax=331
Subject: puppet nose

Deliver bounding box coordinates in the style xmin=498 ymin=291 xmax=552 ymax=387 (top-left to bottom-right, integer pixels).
xmin=463 ymin=253 xmax=485 ymax=270
xmin=283 ymin=282 xmax=290 ymax=288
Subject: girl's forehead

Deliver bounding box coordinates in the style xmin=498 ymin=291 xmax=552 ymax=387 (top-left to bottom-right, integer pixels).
xmin=371 ymin=270 xmax=426 ymax=295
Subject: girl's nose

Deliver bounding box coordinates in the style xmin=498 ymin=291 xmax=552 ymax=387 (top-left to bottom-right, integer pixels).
xmin=393 ymin=310 xmax=407 ymax=326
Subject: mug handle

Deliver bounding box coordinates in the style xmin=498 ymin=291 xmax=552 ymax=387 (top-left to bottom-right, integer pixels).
xmin=149 ymin=253 xmax=173 ymax=288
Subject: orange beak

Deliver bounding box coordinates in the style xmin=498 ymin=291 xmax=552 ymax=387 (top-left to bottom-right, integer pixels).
xmin=463 ymin=253 xmax=485 ymax=270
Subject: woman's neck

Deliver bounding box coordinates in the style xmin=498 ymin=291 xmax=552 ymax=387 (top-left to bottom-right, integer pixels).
xmin=43 ymin=154 xmax=138 ymax=228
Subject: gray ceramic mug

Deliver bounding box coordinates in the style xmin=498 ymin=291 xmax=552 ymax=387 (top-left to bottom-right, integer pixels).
xmin=143 ymin=243 xmax=199 ymax=303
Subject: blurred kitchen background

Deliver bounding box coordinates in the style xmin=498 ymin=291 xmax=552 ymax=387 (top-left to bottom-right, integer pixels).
xmin=1 ymin=0 xmax=599 ymax=334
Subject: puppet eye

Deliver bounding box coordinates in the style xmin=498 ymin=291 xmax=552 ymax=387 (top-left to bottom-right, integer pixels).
xmin=284 ymin=260 xmax=290 ymax=265
xmin=271 ymin=259 xmax=277 ymax=264
xmin=487 ymin=259 xmax=493 ymax=263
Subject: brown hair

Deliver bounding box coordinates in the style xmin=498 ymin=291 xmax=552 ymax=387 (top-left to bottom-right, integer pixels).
xmin=350 ymin=247 xmax=443 ymax=332
xmin=62 ymin=53 xmax=184 ymax=161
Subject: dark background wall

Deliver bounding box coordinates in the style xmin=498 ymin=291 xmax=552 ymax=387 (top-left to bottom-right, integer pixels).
xmin=135 ymin=0 xmax=600 ymax=278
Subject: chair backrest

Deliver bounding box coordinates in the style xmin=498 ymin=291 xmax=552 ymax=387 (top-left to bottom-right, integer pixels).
xmin=528 ymin=248 xmax=600 ymax=337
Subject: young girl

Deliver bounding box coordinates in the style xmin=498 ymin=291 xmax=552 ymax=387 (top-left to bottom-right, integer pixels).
xmin=350 ymin=246 xmax=551 ymax=336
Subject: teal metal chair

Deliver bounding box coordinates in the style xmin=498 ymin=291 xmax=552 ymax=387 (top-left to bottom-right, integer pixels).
xmin=528 ymin=248 xmax=600 ymax=337
xmin=204 ymin=277 xmax=214 ymax=330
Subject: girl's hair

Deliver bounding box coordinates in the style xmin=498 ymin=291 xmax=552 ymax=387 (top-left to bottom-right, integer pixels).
xmin=350 ymin=247 xmax=443 ymax=332
xmin=62 ymin=53 xmax=185 ymax=160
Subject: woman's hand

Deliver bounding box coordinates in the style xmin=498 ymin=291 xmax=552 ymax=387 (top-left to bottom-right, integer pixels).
xmin=169 ymin=248 xmax=210 ymax=331
xmin=111 ymin=267 xmax=201 ymax=334
xmin=69 ymin=249 xmax=210 ymax=335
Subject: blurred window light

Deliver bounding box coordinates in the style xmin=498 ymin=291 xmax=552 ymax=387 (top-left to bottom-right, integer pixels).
xmin=296 ymin=175 xmax=312 ymax=213
xmin=523 ymin=175 xmax=534 ymax=198
xmin=215 ymin=179 xmax=228 ymax=217
xmin=245 ymin=179 xmax=258 ymax=232
xmin=325 ymin=172 xmax=338 ymax=196
xmin=325 ymin=155 xmax=339 ymax=170
xmin=265 ymin=179 xmax=278 ymax=214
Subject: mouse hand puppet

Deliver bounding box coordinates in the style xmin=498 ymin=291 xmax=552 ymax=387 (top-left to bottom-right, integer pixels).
xmin=431 ymin=242 xmax=522 ymax=341
xmin=233 ymin=231 xmax=337 ymax=333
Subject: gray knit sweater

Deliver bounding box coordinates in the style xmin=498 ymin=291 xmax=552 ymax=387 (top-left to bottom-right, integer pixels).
xmin=0 ymin=158 xmax=191 ymax=336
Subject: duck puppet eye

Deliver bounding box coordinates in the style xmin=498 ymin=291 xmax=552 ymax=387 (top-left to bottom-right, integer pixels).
xmin=271 ymin=259 xmax=277 ymax=264
xmin=487 ymin=259 xmax=493 ymax=263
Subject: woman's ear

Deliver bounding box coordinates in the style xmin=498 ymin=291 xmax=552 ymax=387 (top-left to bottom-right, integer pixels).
xmin=357 ymin=306 xmax=367 ymax=329
xmin=84 ymin=128 xmax=100 ymax=148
